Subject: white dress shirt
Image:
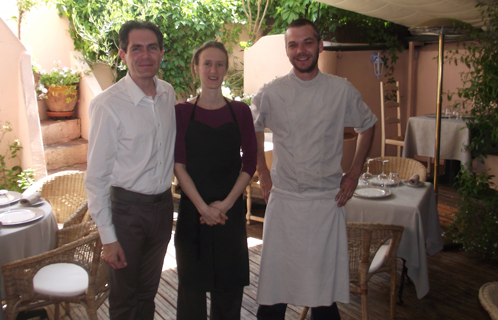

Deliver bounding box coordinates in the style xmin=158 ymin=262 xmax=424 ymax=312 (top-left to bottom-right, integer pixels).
xmin=85 ymin=73 xmax=176 ymax=244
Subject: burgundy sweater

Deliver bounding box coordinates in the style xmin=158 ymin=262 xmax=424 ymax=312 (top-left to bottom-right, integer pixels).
xmin=174 ymin=100 xmax=257 ymax=177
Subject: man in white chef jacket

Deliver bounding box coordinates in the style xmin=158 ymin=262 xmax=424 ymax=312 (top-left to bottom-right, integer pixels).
xmin=251 ymin=18 xmax=377 ymax=320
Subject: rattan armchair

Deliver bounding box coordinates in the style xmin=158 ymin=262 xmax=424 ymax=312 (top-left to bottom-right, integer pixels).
xmin=479 ymin=282 xmax=498 ymax=320
xmin=299 ymin=223 xmax=404 ymax=320
xmin=62 ymin=200 xmax=90 ymax=229
xmin=363 ymin=156 xmax=427 ymax=182
xmin=1 ymin=221 xmax=108 ymax=320
xmin=24 ymin=170 xmax=87 ymax=225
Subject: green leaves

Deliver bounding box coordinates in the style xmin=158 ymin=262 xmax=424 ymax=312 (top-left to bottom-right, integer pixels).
xmin=0 ymin=122 xmax=35 ymax=192
xmin=447 ymin=2 xmax=498 ymax=262
xmin=54 ymin=0 xmax=244 ymax=98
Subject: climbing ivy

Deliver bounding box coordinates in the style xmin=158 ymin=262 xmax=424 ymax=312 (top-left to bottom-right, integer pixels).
xmin=53 ymin=0 xmax=245 ymax=97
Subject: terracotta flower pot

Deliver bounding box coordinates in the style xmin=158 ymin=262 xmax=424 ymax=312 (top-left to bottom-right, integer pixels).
xmin=45 ymin=85 xmax=78 ymax=112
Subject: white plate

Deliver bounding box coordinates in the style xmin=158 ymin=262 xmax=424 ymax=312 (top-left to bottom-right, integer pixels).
xmin=402 ymin=180 xmax=425 ymax=188
xmin=0 ymin=208 xmax=44 ymax=226
xmin=353 ymin=187 xmax=392 ymax=199
xmin=0 ymin=191 xmax=22 ymax=206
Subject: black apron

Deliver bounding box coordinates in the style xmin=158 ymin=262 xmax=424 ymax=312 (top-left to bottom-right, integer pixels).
xmin=175 ymin=97 xmax=249 ymax=292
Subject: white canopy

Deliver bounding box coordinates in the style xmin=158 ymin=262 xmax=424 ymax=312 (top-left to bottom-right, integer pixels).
xmin=315 ymin=0 xmax=490 ymax=28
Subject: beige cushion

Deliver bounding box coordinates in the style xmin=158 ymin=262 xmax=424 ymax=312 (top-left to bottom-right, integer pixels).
xmin=369 ymin=244 xmax=389 ymax=273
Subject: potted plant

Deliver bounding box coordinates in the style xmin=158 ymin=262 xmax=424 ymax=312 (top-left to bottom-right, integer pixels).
xmin=36 ymin=62 xmax=81 ymax=118
xmin=445 ymin=2 xmax=498 ymax=261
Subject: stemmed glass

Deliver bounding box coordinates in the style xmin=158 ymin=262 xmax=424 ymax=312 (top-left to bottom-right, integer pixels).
xmin=360 ymin=159 xmax=374 ymax=185
xmin=0 ymin=189 xmax=11 ymax=213
xmin=389 ymin=172 xmax=400 ymax=187
xmin=377 ymin=158 xmax=390 ymax=187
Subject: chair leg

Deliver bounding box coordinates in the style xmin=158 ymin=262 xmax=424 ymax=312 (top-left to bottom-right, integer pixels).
xmin=245 ymin=185 xmax=252 ymax=225
xmin=361 ymin=292 xmax=369 ymax=320
xmin=54 ymin=303 xmax=60 ymax=320
xmin=87 ymin=308 xmax=98 ymax=320
xmin=390 ymin=266 xmax=398 ymax=318
xmin=397 ymin=259 xmax=408 ymax=306
xmin=299 ymin=307 xmax=309 ymax=320
xmin=63 ymin=302 xmax=71 ymax=318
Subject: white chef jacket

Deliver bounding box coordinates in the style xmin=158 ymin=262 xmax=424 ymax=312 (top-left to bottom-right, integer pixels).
xmin=251 ymin=70 xmax=377 ymax=306
xmin=85 ymin=73 xmax=176 ymax=244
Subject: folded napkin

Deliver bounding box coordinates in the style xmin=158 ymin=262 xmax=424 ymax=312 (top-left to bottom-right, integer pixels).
xmin=408 ymin=174 xmax=420 ymax=186
xmin=20 ymin=192 xmax=42 ymax=205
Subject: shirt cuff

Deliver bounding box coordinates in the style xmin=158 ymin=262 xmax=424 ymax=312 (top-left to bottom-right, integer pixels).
xmin=98 ymin=224 xmax=118 ymax=245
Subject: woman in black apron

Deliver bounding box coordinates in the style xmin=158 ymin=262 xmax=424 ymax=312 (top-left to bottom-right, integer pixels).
xmin=173 ymin=41 xmax=257 ymax=320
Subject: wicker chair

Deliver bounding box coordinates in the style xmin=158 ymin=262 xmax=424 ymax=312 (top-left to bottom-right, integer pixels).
xmin=363 ymin=156 xmax=427 ymax=182
xmin=62 ymin=200 xmax=91 ymax=229
xmin=24 ymin=171 xmax=87 ymax=225
xmin=299 ymin=223 xmax=404 ymax=320
xmin=1 ymin=221 xmax=108 ymax=320
xmin=479 ymin=282 xmax=498 ymax=320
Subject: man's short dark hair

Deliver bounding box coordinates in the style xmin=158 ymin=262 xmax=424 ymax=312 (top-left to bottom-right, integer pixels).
xmin=119 ymin=20 xmax=164 ymax=53
xmin=286 ymin=18 xmax=321 ymax=42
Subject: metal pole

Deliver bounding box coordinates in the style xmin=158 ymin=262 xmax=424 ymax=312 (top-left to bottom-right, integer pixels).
xmin=434 ymin=33 xmax=444 ymax=201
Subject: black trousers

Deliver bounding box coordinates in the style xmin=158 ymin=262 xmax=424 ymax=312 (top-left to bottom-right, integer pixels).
xmin=108 ymin=187 xmax=174 ymax=320
xmin=176 ymin=285 xmax=244 ymax=320
xmin=257 ymin=303 xmax=341 ymax=320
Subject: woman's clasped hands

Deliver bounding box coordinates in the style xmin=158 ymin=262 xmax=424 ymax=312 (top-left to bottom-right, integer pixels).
xmin=199 ymin=202 xmax=228 ymax=226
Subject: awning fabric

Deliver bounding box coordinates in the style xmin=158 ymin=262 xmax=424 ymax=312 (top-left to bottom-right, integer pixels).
xmin=315 ymin=0 xmax=489 ymax=28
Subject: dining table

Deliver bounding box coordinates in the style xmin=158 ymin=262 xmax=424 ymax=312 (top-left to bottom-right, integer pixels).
xmin=0 ymin=194 xmax=58 ymax=320
xmin=345 ymin=181 xmax=443 ymax=300
xmin=402 ymin=115 xmax=471 ymax=165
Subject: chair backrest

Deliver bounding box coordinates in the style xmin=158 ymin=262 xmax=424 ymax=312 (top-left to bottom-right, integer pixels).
xmin=363 ymin=156 xmax=427 ymax=182
xmin=380 ymin=81 xmax=402 ymax=156
xmin=56 ymin=220 xmax=98 ymax=247
xmin=479 ymin=282 xmax=498 ymax=320
xmin=63 ymin=200 xmax=90 ymax=229
xmin=347 ymin=222 xmax=404 ymax=287
xmin=25 ymin=170 xmax=87 ymax=224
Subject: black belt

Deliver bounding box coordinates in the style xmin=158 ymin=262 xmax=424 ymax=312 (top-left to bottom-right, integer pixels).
xmin=110 ymin=186 xmax=171 ymax=203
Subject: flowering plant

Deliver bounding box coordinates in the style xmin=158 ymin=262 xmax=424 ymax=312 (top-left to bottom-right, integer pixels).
xmin=221 ymin=83 xmax=255 ymax=105
xmin=36 ymin=62 xmax=81 ymax=100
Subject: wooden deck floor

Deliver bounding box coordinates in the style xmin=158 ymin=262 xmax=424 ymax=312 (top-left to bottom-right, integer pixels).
xmin=44 ymin=185 xmax=498 ymax=320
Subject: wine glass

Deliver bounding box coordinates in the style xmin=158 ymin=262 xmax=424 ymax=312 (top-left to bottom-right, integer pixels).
xmin=360 ymin=159 xmax=374 ymax=185
xmin=377 ymin=158 xmax=390 ymax=187
xmin=389 ymin=172 xmax=400 ymax=187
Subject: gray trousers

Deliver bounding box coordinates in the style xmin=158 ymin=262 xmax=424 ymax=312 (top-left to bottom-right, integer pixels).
xmin=108 ymin=187 xmax=174 ymax=320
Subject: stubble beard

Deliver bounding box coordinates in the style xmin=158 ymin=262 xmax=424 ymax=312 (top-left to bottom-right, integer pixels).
xmin=291 ymin=48 xmax=319 ymax=74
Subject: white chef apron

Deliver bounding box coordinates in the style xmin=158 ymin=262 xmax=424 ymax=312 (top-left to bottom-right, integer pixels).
xmin=256 ymin=187 xmax=350 ymax=307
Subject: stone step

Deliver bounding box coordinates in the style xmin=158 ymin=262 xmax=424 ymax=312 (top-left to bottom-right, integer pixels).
xmin=44 ymin=138 xmax=88 ymax=171
xmin=41 ymin=119 xmax=81 ymax=145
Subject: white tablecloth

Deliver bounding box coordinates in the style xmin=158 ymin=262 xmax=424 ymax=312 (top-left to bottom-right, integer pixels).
xmin=0 ymin=201 xmax=58 ymax=308
xmin=402 ymin=116 xmax=471 ymax=165
xmin=345 ymin=182 xmax=443 ymax=299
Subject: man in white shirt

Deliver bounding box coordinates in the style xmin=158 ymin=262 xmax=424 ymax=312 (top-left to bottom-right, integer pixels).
xmin=251 ymin=18 xmax=377 ymax=320
xmin=85 ymin=20 xmax=176 ymax=320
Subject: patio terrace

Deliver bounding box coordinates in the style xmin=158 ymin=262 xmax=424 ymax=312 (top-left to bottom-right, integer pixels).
xmin=38 ymin=185 xmax=498 ymax=320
